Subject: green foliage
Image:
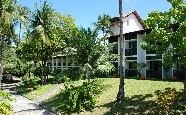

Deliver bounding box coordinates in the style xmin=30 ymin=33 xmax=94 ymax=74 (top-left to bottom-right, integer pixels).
xmin=0 ymin=90 xmax=13 ymax=102
xmin=94 ymin=14 xmax=112 ymax=35
xmin=18 ymin=73 xmax=39 ymax=90
xmin=141 ymin=0 xmax=186 ymax=100
xmin=155 ymin=88 xmax=177 ymax=114
xmin=155 ymin=88 xmax=185 ymax=114
xmin=53 ymin=67 xmax=81 ymax=83
xmin=0 ymin=102 xmax=12 ymax=115
xmin=91 ymin=63 xmax=114 ymax=78
xmin=32 ymin=65 xmax=50 ymax=77
xmin=142 ymin=0 xmax=186 ymax=67
xmin=0 ymin=91 xmax=13 ymax=115
xmin=59 ymin=79 xmax=103 ymax=113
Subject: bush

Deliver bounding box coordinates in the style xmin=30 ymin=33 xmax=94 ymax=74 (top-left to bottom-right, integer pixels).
xmin=33 ymin=65 xmax=50 ymax=77
xmin=54 ymin=67 xmax=81 ymax=83
xmin=4 ymin=62 xmax=28 ymax=77
xmin=0 ymin=102 xmax=12 ymax=115
xmin=51 ymin=69 xmax=62 ymax=76
xmin=0 ymin=91 xmax=13 ymax=115
xmin=91 ymin=63 xmax=114 ymax=78
xmin=155 ymin=88 xmax=182 ymax=114
xmin=59 ymin=79 xmax=103 ymax=113
xmin=17 ymin=73 xmax=39 ymax=93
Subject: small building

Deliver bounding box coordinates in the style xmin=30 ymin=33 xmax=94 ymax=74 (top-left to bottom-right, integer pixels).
xmin=51 ymin=53 xmax=80 ymax=72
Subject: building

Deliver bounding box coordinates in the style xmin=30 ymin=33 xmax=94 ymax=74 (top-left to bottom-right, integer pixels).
xmin=50 ymin=11 xmax=183 ymax=79
xmin=50 ymin=53 xmax=80 ymax=72
xmin=109 ymin=11 xmax=181 ymax=79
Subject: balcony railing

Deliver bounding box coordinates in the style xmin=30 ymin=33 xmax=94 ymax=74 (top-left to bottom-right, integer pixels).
xmin=125 ymin=49 xmax=137 ymax=56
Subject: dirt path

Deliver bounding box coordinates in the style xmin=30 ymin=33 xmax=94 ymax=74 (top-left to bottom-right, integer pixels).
xmin=34 ymin=84 xmax=64 ymax=103
xmin=2 ymin=77 xmax=55 ymax=115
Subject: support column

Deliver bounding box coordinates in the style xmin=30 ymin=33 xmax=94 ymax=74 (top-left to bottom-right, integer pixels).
xmin=162 ymin=54 xmax=165 ymax=79
xmin=56 ymin=57 xmax=58 ymax=70
xmin=61 ymin=57 xmax=63 ymax=71
xmin=137 ymin=33 xmax=146 ymax=77
xmin=52 ymin=57 xmax=54 ymax=71
xmin=66 ymin=56 xmax=68 ymax=69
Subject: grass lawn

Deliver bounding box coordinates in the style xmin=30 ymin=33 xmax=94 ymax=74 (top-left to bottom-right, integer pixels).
xmin=19 ymin=84 xmax=55 ymax=100
xmin=42 ymin=78 xmax=185 ymax=114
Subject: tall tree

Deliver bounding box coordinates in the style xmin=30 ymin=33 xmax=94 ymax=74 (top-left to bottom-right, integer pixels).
xmin=68 ymin=27 xmax=105 ymax=68
xmin=24 ymin=1 xmax=61 ymax=84
xmin=94 ymin=14 xmax=112 ymax=45
xmin=141 ymin=0 xmax=186 ymax=100
xmin=0 ymin=0 xmax=19 ymax=90
xmin=117 ymin=0 xmax=125 ymax=102
xmin=19 ymin=1 xmax=77 ymax=84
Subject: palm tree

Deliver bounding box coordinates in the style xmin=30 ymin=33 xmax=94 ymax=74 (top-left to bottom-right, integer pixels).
xmin=29 ymin=1 xmax=60 ymax=84
xmin=117 ymin=0 xmax=125 ymax=102
xmin=15 ymin=5 xmax=30 ymax=77
xmin=0 ymin=0 xmax=19 ymax=90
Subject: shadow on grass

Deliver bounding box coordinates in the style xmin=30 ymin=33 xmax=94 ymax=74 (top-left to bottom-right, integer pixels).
xmin=125 ymin=77 xmax=184 ymax=83
xmin=103 ymin=90 xmax=186 ymax=115
xmin=41 ymin=92 xmax=64 ymax=113
xmin=42 ymin=87 xmax=186 ymax=115
xmin=102 ymin=94 xmax=158 ymax=115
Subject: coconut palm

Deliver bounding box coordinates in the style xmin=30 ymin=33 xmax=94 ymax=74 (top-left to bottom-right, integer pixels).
xmin=117 ymin=0 xmax=125 ymax=102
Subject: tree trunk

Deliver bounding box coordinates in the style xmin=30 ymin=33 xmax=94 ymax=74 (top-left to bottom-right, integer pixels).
xmin=41 ymin=60 xmax=44 ymax=85
xmin=184 ymin=69 xmax=186 ymax=100
xmin=117 ymin=0 xmax=125 ymax=103
xmin=0 ymin=36 xmax=4 ymax=90
xmin=17 ymin=23 xmax=22 ymax=77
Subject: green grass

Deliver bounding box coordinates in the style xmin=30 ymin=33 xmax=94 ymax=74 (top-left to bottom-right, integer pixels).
xmin=42 ymin=78 xmax=185 ymax=114
xmin=20 ymin=84 xmax=55 ymax=100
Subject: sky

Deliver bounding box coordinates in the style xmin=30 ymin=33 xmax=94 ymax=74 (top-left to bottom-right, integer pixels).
xmin=18 ymin=0 xmax=181 ymax=28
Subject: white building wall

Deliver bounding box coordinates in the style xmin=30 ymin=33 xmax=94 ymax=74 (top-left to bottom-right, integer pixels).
xmin=110 ymin=14 xmax=144 ymax=36
xmin=137 ymin=33 xmax=146 ymax=76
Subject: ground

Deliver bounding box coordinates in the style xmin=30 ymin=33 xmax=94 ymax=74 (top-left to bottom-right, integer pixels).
xmin=2 ymin=77 xmax=55 ymax=115
xmin=2 ymin=77 xmax=185 ymax=115
xmin=43 ymin=78 xmax=184 ymax=114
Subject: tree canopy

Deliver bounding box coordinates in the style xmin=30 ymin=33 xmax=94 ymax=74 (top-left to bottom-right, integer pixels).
xmin=141 ymin=0 xmax=186 ymax=99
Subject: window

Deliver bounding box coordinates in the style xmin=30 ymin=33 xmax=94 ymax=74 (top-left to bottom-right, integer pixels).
xmin=125 ymin=33 xmax=137 ymax=40
xmin=112 ymin=42 xmax=118 ymax=54
xmin=127 ymin=20 xmax=129 ymax=26
xmin=129 ymin=62 xmax=137 ymax=69
xmin=129 ymin=41 xmax=137 ymax=49
xmin=58 ymin=62 xmax=61 ymax=66
xmin=126 ymin=57 xmax=137 ymax=60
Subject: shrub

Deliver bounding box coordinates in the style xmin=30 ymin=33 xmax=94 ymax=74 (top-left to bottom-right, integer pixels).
xmin=0 ymin=91 xmax=13 ymax=115
xmin=51 ymin=69 xmax=61 ymax=76
xmin=59 ymin=79 xmax=103 ymax=113
xmin=155 ymin=88 xmax=179 ymax=114
xmin=0 ymin=91 xmax=12 ymax=101
xmin=4 ymin=62 xmax=28 ymax=77
xmin=54 ymin=67 xmax=81 ymax=83
xmin=91 ymin=63 xmax=114 ymax=78
xmin=33 ymin=65 xmax=50 ymax=77
xmin=17 ymin=73 xmax=39 ymax=93
xmin=0 ymin=102 xmax=12 ymax=115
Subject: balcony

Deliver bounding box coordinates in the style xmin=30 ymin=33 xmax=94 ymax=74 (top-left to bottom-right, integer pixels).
xmin=125 ymin=49 xmax=137 ymax=56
